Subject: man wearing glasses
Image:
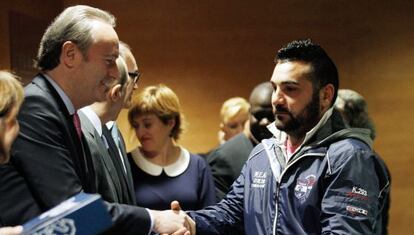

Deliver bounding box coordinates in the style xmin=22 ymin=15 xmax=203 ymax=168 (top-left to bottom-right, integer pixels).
xmin=79 ymin=41 xmax=141 ymax=206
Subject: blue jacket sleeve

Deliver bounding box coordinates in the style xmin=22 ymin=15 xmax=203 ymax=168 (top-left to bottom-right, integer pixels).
xmin=320 ymin=141 xmax=389 ymax=235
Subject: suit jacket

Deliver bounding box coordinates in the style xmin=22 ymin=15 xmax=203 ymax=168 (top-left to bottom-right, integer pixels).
xmin=108 ymin=124 xmax=136 ymax=205
xmin=207 ymin=133 xmax=255 ymax=201
xmin=105 ymin=125 xmax=136 ymax=205
xmin=79 ymin=111 xmax=123 ymax=204
xmin=0 ymin=163 xmax=41 ymax=226
xmin=7 ymin=74 xmax=151 ymax=234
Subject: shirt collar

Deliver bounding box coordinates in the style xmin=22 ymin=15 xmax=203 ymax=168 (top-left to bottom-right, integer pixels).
xmin=267 ymin=107 xmax=334 ymax=151
xmin=130 ymin=147 xmax=190 ymax=177
xmin=43 ymin=73 xmax=76 ymax=115
xmin=79 ymin=106 xmax=103 ymax=136
xmin=106 ymin=121 xmax=115 ymax=130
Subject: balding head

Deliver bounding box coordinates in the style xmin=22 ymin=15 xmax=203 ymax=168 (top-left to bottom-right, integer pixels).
xmin=335 ymin=89 xmax=376 ymax=140
xmin=249 ymin=82 xmax=273 ymax=107
xmin=118 ymin=41 xmax=139 ymax=108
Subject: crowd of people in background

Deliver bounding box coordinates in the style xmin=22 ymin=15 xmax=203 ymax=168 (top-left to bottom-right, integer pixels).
xmin=0 ymin=4 xmax=390 ymax=235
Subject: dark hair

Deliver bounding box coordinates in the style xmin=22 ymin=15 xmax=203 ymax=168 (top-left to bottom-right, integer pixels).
xmin=276 ymin=39 xmax=339 ymax=106
xmin=35 ymin=5 xmax=116 ymax=71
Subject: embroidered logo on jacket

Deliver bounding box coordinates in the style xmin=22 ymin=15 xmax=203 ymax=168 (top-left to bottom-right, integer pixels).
xmin=346 ymin=186 xmax=369 ymax=201
xmin=251 ymin=171 xmax=267 ymax=188
xmin=346 ymin=205 xmax=368 ymax=216
xmin=294 ymin=174 xmax=316 ymax=202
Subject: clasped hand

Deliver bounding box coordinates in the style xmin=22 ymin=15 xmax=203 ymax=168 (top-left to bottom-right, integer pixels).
xmin=150 ymin=201 xmax=195 ymax=235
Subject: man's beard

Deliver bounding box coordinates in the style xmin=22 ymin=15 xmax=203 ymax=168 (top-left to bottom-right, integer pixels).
xmin=274 ymin=92 xmax=321 ymax=137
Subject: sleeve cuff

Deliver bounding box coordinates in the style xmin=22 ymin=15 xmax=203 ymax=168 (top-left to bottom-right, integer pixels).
xmin=146 ymin=208 xmax=154 ymax=234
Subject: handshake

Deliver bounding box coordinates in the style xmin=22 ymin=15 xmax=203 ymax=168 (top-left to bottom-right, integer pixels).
xmin=150 ymin=201 xmax=196 ymax=235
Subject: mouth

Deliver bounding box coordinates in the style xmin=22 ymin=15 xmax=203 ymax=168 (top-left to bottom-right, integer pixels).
xmin=274 ymin=111 xmax=289 ymax=115
xmin=274 ymin=112 xmax=291 ymax=121
xmin=140 ymin=137 xmax=151 ymax=142
xmin=274 ymin=112 xmax=290 ymax=117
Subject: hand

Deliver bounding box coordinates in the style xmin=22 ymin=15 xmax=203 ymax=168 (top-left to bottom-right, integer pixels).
xmin=170 ymin=201 xmax=196 ymax=235
xmin=0 ymin=226 xmax=23 ymax=235
xmin=150 ymin=208 xmax=191 ymax=235
xmin=171 ymin=200 xmax=182 ymax=211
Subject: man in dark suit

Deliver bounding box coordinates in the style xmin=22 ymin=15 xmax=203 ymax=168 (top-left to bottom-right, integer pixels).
xmin=79 ymin=46 xmax=137 ymax=205
xmin=79 ymin=105 xmax=125 ymax=204
xmin=207 ymin=82 xmax=274 ymax=201
xmin=6 ymin=5 xmax=191 ymax=235
xmin=104 ymin=41 xmax=140 ymax=206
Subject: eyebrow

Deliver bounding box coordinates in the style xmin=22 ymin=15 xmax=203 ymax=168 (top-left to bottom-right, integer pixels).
xmin=271 ymin=80 xmax=299 ymax=87
xmin=141 ymin=117 xmax=153 ymax=121
xmin=281 ymin=81 xmax=299 ymax=86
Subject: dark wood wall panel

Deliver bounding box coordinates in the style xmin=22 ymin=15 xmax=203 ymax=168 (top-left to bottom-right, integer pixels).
xmin=1 ymin=0 xmax=413 ymax=233
xmin=9 ymin=11 xmax=48 ymax=84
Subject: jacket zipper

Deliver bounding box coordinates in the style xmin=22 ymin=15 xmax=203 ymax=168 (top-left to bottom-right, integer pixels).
xmin=272 ymin=152 xmax=325 ymax=235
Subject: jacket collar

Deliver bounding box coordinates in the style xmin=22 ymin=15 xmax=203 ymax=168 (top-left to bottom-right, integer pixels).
xmin=42 ymin=73 xmax=75 ymax=115
xmin=130 ymin=147 xmax=190 ymax=177
xmin=79 ymin=106 xmax=102 ymax=136
xmin=267 ymin=108 xmax=373 ymax=161
xmin=267 ymin=107 xmax=334 ymax=149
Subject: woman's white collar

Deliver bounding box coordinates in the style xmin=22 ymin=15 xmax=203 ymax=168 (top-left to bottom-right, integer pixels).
xmin=131 ymin=147 xmax=190 ymax=177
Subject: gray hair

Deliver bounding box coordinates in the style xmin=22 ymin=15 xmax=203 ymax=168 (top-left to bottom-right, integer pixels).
xmin=116 ymin=57 xmax=128 ymax=88
xmin=119 ymin=41 xmax=132 ymax=59
xmin=335 ymin=89 xmax=376 ymax=140
xmin=35 ymin=5 xmax=116 ymax=71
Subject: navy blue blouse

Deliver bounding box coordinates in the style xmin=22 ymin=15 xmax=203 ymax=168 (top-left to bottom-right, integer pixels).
xmin=128 ymin=149 xmax=216 ymax=210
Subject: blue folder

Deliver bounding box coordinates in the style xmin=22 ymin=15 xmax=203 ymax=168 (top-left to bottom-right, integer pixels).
xmin=23 ymin=192 xmax=112 ymax=235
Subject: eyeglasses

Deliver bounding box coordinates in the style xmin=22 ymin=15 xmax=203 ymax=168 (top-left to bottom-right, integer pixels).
xmin=128 ymin=71 xmax=141 ymax=84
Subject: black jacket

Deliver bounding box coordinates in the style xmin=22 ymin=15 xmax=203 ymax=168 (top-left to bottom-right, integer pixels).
xmin=207 ymin=133 xmax=254 ymax=201
xmin=5 ymin=74 xmax=151 ymax=234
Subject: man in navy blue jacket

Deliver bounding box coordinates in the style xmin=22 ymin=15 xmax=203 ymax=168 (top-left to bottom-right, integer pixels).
xmin=183 ymin=39 xmax=390 ymax=235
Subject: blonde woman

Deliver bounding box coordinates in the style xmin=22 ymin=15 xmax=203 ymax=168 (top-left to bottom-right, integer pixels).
xmin=218 ymin=97 xmax=250 ymax=144
xmin=128 ymin=84 xmax=216 ymax=210
xmin=0 ymin=71 xmax=24 ymax=235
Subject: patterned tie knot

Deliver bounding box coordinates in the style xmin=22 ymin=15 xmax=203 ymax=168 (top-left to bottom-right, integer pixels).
xmin=72 ymin=112 xmax=82 ymax=140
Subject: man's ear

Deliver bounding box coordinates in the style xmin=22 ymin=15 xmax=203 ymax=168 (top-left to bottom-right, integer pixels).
xmin=61 ymin=41 xmax=81 ymax=68
xmin=109 ymin=84 xmax=122 ymax=101
xmin=320 ymin=84 xmax=335 ymax=111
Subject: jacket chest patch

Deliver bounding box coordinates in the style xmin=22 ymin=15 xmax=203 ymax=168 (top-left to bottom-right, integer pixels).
xmin=251 ymin=171 xmax=267 ymax=188
xmin=294 ymin=174 xmax=316 ymax=202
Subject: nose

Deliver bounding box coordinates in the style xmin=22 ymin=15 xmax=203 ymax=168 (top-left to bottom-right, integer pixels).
xmin=134 ymin=126 xmax=140 ymax=137
xmin=272 ymin=88 xmax=285 ymax=106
